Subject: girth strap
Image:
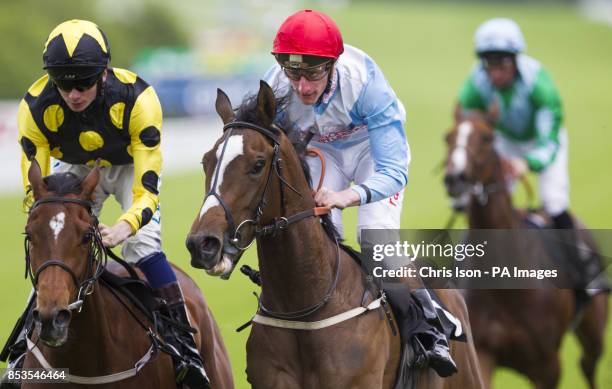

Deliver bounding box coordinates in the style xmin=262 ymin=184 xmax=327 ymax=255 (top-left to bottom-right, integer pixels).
xmin=251 ymin=297 xmax=383 ymax=330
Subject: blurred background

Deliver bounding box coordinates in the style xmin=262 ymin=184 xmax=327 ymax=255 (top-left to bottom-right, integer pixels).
xmin=0 ymin=0 xmax=611 ymax=387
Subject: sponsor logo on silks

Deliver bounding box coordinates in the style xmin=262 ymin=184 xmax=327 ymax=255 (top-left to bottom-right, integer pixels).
xmin=318 ymin=124 xmax=366 ymax=143
xmin=389 ymin=192 xmax=401 ymax=206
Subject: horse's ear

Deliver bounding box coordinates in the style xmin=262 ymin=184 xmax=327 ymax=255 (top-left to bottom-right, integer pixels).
xmin=80 ymin=160 xmax=100 ymax=199
xmin=454 ymin=103 xmax=464 ymax=123
xmin=28 ymin=158 xmax=48 ymax=200
xmin=215 ymin=89 xmax=235 ymax=125
xmin=486 ymin=102 xmax=499 ymax=125
xmin=256 ymin=80 xmax=276 ymax=128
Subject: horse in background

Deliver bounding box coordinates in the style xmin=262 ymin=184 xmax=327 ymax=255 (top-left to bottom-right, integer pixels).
xmin=443 ymin=111 xmax=609 ymax=389
xmin=19 ymin=160 xmax=233 ymax=388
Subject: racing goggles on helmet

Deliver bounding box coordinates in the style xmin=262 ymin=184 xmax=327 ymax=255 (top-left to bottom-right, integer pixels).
xmin=276 ymin=53 xmax=333 ymax=81
xmin=479 ymin=51 xmax=515 ymax=69
xmin=47 ymin=66 xmax=103 ymax=92
xmin=282 ymin=61 xmax=332 ymax=81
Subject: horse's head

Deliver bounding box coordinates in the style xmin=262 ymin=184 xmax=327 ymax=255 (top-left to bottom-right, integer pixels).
xmin=186 ymin=81 xmax=304 ymax=278
xmin=443 ymin=109 xmax=499 ymax=203
xmin=25 ymin=159 xmax=101 ymax=347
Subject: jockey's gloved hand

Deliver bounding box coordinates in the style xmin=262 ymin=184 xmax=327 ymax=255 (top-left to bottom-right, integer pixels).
xmin=99 ymin=221 xmax=133 ymax=248
xmin=502 ymin=158 xmax=528 ymax=180
xmin=314 ymin=187 xmax=360 ymax=209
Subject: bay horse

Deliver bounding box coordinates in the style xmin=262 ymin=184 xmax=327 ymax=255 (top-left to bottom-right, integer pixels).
xmin=20 ymin=160 xmax=233 ymax=388
xmin=186 ymin=81 xmax=483 ymax=388
xmin=443 ymin=112 xmax=609 ymax=388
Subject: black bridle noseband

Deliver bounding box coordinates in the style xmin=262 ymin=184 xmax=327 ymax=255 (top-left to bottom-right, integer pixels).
xmin=25 ymin=196 xmax=107 ymax=312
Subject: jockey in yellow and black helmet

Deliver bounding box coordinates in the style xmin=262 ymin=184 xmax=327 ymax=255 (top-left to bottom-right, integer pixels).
xmin=5 ymin=19 xmax=211 ymax=389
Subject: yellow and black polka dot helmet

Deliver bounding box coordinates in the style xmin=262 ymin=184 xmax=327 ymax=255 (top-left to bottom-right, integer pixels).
xmin=43 ymin=19 xmax=110 ymax=80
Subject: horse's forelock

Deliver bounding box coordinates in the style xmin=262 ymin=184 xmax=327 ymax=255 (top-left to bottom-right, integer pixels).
xmin=42 ymin=172 xmax=83 ymax=196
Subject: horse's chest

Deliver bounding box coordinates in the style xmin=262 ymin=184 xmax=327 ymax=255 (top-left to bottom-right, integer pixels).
xmin=247 ymin=327 xmax=381 ymax=388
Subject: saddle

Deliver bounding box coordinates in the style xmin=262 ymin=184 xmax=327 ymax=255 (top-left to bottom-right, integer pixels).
xmin=99 ymin=269 xmax=159 ymax=323
xmin=100 ymin=261 xmax=198 ymax=353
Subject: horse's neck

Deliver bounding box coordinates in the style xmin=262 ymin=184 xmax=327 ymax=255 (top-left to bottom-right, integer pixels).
xmin=468 ymin=163 xmax=518 ymax=229
xmin=257 ymin=152 xmax=342 ymax=312
xmin=258 ymin=218 xmax=339 ymax=310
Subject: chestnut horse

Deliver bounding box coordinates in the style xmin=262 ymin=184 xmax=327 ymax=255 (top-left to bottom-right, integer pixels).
xmin=443 ymin=112 xmax=609 ymax=388
xmin=186 ymin=81 xmax=483 ymax=388
xmin=21 ymin=160 xmax=233 ymax=389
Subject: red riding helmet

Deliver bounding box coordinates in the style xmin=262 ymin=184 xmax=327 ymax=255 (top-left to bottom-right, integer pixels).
xmin=272 ymin=9 xmax=344 ymax=60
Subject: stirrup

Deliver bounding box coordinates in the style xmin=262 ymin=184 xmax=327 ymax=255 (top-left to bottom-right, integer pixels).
xmin=412 ymin=333 xmax=457 ymax=378
xmin=176 ymin=360 xmax=211 ymax=389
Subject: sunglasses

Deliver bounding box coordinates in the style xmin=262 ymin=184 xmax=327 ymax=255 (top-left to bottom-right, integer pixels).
xmin=53 ymin=75 xmax=100 ymax=92
xmin=282 ymin=62 xmax=332 ymax=82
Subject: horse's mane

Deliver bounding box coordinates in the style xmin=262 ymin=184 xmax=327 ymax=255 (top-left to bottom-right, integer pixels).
xmin=43 ymin=172 xmax=83 ymax=195
xmin=234 ymin=90 xmax=342 ymax=242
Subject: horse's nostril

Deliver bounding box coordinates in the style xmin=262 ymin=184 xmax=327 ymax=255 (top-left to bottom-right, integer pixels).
xmin=54 ymin=309 xmax=72 ymax=327
xmin=444 ymin=175 xmax=452 ymax=186
xmin=186 ymin=236 xmax=197 ymax=253
xmin=201 ymin=237 xmax=221 ymax=257
xmin=32 ymin=309 xmax=40 ymax=323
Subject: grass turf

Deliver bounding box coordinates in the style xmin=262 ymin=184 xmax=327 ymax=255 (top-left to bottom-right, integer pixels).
xmin=1 ymin=1 xmax=611 ymax=388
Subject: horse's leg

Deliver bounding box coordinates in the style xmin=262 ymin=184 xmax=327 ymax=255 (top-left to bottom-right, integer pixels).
xmin=532 ymin=354 xmax=561 ymax=389
xmin=476 ymin=352 xmax=495 ymax=389
xmin=174 ymin=267 xmax=234 ymax=389
xmin=575 ymin=293 xmax=609 ymax=389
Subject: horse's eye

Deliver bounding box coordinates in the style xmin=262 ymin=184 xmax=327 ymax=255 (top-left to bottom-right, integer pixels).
xmin=481 ymin=133 xmax=494 ymax=143
xmin=250 ymin=159 xmax=266 ymax=175
xmin=81 ymin=232 xmax=92 ymax=245
xmin=444 ymin=132 xmax=453 ymax=144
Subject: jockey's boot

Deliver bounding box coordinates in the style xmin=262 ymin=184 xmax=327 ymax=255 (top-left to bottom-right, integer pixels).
xmin=552 ymin=210 xmax=610 ymax=300
xmin=0 ymin=291 xmax=36 ymax=388
xmin=410 ymin=288 xmax=458 ymax=377
xmin=155 ymin=282 xmax=211 ymax=389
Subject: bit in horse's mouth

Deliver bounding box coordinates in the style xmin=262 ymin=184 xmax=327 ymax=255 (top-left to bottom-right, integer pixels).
xmin=205 ymin=254 xmax=234 ymax=277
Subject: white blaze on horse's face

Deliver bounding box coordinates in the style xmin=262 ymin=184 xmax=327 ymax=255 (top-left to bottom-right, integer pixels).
xmin=449 ymin=121 xmax=473 ymax=175
xmin=199 ymin=135 xmax=244 ymax=219
xmin=49 ymin=212 xmax=66 ymax=242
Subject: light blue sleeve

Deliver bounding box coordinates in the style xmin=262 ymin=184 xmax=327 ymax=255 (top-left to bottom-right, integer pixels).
xmin=349 ymin=57 xmax=410 ymax=204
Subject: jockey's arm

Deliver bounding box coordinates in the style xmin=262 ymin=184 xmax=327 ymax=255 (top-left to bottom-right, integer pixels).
xmin=457 ymin=75 xmax=487 ymax=112
xmin=17 ymin=98 xmax=51 ymax=205
xmin=349 ymin=58 xmax=410 ymax=205
xmin=524 ymin=68 xmax=563 ymax=173
xmin=118 ymin=85 xmax=163 ymax=234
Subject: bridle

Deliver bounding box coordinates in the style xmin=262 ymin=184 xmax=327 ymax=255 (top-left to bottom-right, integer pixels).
xmin=209 ymin=121 xmax=304 ymax=251
xmin=23 ymin=195 xmax=177 ymax=384
xmin=25 ymin=196 xmax=107 ymax=313
xmin=444 ymin=120 xmax=535 ymax=227
xmin=209 ymin=120 xmax=341 ymax=320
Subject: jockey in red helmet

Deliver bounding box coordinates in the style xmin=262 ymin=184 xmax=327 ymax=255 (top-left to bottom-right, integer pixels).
xmin=265 ymin=9 xmax=458 ymax=378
